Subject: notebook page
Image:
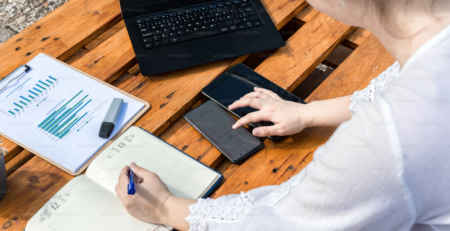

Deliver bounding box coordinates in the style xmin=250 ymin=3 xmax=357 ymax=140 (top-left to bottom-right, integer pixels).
xmin=86 ymin=127 xmax=221 ymax=198
xmin=26 ymin=175 xmax=169 ymax=231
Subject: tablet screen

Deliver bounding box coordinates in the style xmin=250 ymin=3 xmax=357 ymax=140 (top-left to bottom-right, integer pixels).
xmin=206 ymin=65 xmax=305 ymax=118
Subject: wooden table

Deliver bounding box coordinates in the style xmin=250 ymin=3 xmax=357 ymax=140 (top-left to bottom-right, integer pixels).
xmin=0 ymin=0 xmax=395 ymax=230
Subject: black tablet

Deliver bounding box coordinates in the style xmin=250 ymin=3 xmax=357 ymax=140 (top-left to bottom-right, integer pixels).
xmin=184 ymin=100 xmax=263 ymax=164
xmin=202 ymin=64 xmax=306 ymax=139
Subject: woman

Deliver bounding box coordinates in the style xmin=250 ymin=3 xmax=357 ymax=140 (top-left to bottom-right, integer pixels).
xmin=115 ymin=0 xmax=450 ymax=230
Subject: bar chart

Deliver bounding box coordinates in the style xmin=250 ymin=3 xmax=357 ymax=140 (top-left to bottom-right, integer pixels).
xmin=37 ymin=89 xmax=106 ymax=140
xmin=6 ymin=76 xmax=58 ymax=118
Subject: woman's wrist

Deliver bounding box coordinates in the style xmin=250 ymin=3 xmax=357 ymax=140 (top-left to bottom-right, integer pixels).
xmin=300 ymin=101 xmax=323 ymax=128
xmin=303 ymin=96 xmax=353 ymax=128
xmin=162 ymin=195 xmax=197 ymax=231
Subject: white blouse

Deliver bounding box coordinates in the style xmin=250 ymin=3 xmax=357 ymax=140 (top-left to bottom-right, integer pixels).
xmin=185 ymin=25 xmax=450 ymax=231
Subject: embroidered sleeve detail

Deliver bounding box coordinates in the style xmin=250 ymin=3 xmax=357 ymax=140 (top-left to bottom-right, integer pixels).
xmin=349 ymin=61 xmax=401 ymax=112
xmin=185 ymin=171 xmax=307 ymax=231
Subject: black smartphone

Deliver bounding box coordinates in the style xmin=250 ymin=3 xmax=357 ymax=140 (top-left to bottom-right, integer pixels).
xmin=184 ymin=100 xmax=263 ymax=164
xmin=202 ymin=63 xmax=306 ymax=140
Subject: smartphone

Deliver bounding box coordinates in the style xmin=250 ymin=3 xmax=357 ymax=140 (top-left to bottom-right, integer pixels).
xmin=184 ymin=100 xmax=263 ymax=164
xmin=202 ymin=63 xmax=306 ymax=140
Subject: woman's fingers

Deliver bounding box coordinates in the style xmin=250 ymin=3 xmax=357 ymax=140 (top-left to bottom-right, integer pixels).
xmin=254 ymin=87 xmax=283 ymax=101
xmin=253 ymin=124 xmax=283 ymax=137
xmin=117 ymin=165 xmax=130 ymax=192
xmin=241 ymin=91 xmax=271 ymax=101
xmin=232 ymin=111 xmax=270 ymax=129
xmin=229 ymin=97 xmax=265 ymax=110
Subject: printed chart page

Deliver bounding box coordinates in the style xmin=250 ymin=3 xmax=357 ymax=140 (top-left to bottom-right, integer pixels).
xmin=26 ymin=175 xmax=169 ymax=231
xmin=0 ymin=54 xmax=144 ymax=173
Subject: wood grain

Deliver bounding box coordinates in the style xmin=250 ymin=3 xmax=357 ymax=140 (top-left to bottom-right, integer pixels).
xmin=1 ymin=136 xmax=23 ymax=164
xmin=0 ymin=1 xmax=309 ymax=230
xmin=0 ymin=0 xmax=121 ymax=78
xmin=5 ymin=150 xmax=34 ymax=177
xmin=343 ymin=27 xmax=372 ymax=48
xmin=211 ymin=34 xmax=395 ymax=198
xmin=0 ymin=157 xmax=73 ymax=230
xmin=255 ymin=13 xmax=354 ymax=92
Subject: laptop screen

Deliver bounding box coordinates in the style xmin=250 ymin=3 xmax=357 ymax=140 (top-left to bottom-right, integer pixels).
xmin=120 ymin=0 xmax=223 ymax=18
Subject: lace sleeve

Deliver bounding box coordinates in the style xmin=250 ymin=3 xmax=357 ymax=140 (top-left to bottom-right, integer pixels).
xmin=349 ymin=61 xmax=401 ymax=112
xmin=185 ymin=171 xmax=307 ymax=231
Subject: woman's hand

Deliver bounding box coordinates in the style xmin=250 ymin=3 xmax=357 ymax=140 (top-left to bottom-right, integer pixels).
xmin=229 ymin=87 xmax=313 ymax=137
xmin=229 ymin=87 xmax=353 ymax=137
xmin=115 ymin=163 xmax=173 ymax=225
xmin=116 ymin=163 xmax=196 ymax=231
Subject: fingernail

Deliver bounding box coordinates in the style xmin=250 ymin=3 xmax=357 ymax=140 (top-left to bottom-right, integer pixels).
xmin=253 ymin=129 xmax=259 ymax=136
xmin=130 ymin=162 xmax=136 ymax=167
xmin=232 ymin=124 xmax=237 ymax=129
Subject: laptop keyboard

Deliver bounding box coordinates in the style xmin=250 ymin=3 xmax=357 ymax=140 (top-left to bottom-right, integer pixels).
xmin=135 ymin=0 xmax=263 ymax=50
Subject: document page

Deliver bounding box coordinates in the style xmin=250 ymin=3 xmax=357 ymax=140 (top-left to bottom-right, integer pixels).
xmin=0 ymin=54 xmax=144 ymax=173
xmin=26 ymin=175 xmax=168 ymax=231
xmin=87 ymin=127 xmax=221 ymax=199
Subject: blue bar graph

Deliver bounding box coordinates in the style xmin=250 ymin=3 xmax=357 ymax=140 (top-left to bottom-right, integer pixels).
xmin=39 ymin=111 xmax=57 ymax=127
xmin=20 ymin=96 xmax=31 ymax=103
xmin=49 ymin=76 xmax=57 ymax=81
xmin=46 ymin=79 xmax=53 ymax=84
xmin=41 ymin=106 xmax=67 ymax=130
xmin=59 ymin=112 xmax=88 ymax=139
xmin=36 ymin=84 xmax=45 ymax=90
xmin=38 ymin=80 xmax=50 ymax=87
xmin=49 ymin=101 xmax=85 ymax=134
xmin=33 ymin=87 xmax=42 ymax=93
xmin=29 ymin=90 xmax=38 ymax=96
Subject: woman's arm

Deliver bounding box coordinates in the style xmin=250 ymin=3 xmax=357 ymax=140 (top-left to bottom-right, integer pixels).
xmin=228 ymin=87 xmax=352 ymax=137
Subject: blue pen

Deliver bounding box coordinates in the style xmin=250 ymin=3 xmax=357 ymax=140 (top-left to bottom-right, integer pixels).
xmin=127 ymin=168 xmax=136 ymax=195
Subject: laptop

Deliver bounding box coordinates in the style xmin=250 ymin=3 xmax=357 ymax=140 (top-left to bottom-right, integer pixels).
xmin=120 ymin=0 xmax=285 ymax=76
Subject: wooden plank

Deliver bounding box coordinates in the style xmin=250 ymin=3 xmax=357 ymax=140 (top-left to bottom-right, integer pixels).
xmin=294 ymin=5 xmax=370 ymax=49
xmin=85 ymin=21 xmax=126 ymax=51
xmin=0 ymin=157 xmax=73 ymax=230
xmin=0 ymin=1 xmax=309 ymax=229
xmin=211 ymin=34 xmax=395 ymax=198
xmin=5 ymin=150 xmax=34 ymax=177
xmin=0 ymin=0 xmax=121 ymax=78
xmin=343 ymin=28 xmax=372 ymax=49
xmin=0 ymin=136 xmax=23 ymax=163
xmin=295 ymin=4 xmax=319 ymax=23
xmin=255 ymin=13 xmax=354 ymax=92
xmin=323 ymin=44 xmax=354 ymax=68
xmin=70 ymin=28 xmax=137 ymax=84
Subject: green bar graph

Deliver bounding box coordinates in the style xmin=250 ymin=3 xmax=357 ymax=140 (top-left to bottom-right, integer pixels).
xmin=19 ymin=101 xmax=27 ymax=106
xmin=52 ymin=114 xmax=76 ymax=135
xmin=38 ymin=90 xmax=83 ymax=128
xmin=47 ymin=94 xmax=88 ymax=133
xmin=36 ymin=84 xmax=45 ymax=90
xmin=39 ymin=80 xmax=50 ymax=87
xmin=14 ymin=103 xmax=23 ymax=109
